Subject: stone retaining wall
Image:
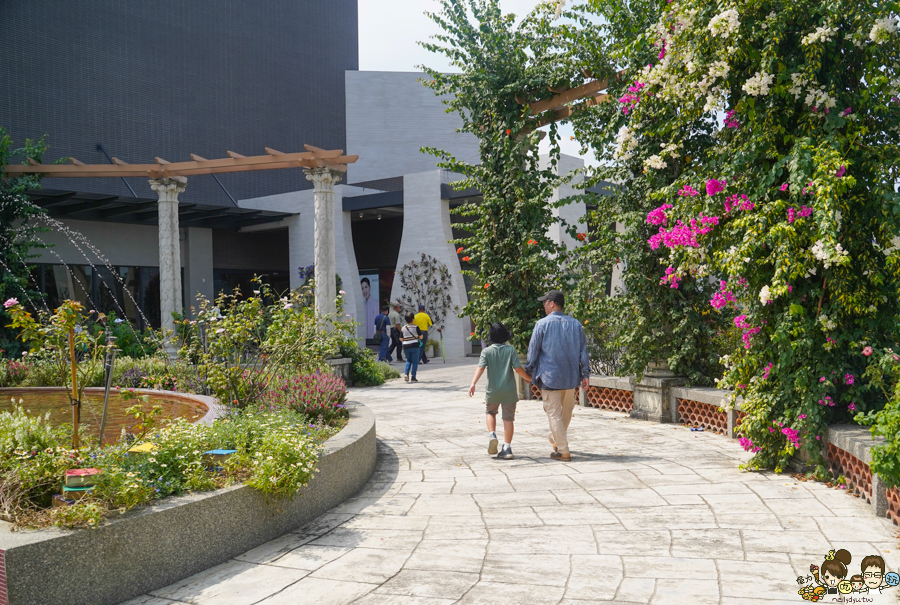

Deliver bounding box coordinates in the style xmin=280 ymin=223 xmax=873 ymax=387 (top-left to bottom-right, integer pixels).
xmin=0 ymin=401 xmax=376 ymax=605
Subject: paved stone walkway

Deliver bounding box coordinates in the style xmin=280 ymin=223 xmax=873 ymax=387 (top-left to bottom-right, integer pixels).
xmin=125 ymin=360 xmax=900 ymax=604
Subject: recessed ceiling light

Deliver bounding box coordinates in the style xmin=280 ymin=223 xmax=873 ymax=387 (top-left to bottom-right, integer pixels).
xmin=359 ymin=213 xmax=363 ymax=218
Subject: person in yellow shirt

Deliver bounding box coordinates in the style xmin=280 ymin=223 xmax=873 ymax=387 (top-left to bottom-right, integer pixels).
xmin=413 ymin=304 xmax=434 ymax=364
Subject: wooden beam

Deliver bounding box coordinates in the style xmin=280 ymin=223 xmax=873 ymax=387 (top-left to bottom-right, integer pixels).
xmin=303 ymin=144 xmax=343 ymax=159
xmin=2 ymin=148 xmax=357 ymax=178
xmin=523 ymin=93 xmax=611 ymax=133
xmin=527 ymin=79 xmax=607 ymax=115
xmin=226 ymin=151 xmax=245 ymax=159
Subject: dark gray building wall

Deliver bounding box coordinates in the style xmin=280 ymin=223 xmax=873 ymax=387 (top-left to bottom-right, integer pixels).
xmin=0 ymin=1 xmax=358 ymax=206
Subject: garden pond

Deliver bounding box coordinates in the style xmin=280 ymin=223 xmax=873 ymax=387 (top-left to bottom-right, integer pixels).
xmin=0 ymin=387 xmax=209 ymax=443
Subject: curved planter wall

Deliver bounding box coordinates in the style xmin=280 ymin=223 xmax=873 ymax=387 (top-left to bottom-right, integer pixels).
xmin=0 ymin=401 xmax=376 ymax=605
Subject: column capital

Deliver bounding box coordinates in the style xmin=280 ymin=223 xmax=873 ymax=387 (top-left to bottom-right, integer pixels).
xmin=149 ymin=177 xmax=188 ymax=202
xmin=305 ymin=167 xmax=343 ymax=191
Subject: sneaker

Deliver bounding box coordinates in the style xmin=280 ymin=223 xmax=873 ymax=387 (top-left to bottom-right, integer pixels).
xmin=488 ymin=432 xmax=498 ymax=455
xmin=550 ymin=451 xmax=572 ymax=462
xmin=404 ymin=374 xmax=409 ymax=382
xmin=410 ymin=377 xmax=419 ymax=383
xmin=496 ymin=445 xmax=514 ymax=460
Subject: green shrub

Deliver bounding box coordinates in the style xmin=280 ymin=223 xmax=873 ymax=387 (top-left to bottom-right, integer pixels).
xmin=339 ymin=339 xmax=396 ymax=386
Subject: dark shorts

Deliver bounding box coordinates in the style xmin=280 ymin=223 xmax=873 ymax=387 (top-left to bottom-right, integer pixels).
xmin=485 ymin=402 xmax=517 ymax=422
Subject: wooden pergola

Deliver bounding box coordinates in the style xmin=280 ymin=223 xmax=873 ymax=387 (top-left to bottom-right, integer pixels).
xmin=518 ymin=72 xmax=624 ymax=133
xmin=4 ymin=144 xmax=358 ymax=354
xmin=2 ymin=145 xmax=358 ymax=178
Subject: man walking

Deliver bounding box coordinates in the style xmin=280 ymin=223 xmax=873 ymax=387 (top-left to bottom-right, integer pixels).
xmin=413 ymin=304 xmax=433 ymax=364
xmin=526 ymin=289 xmax=590 ymax=462
xmin=387 ymin=302 xmax=404 ymax=363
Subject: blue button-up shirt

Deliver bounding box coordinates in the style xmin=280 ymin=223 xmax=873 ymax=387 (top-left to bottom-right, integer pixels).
xmin=526 ymin=311 xmax=590 ymax=390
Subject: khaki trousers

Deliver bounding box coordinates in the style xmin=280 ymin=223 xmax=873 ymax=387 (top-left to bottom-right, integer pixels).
xmin=541 ymin=388 xmax=577 ymax=455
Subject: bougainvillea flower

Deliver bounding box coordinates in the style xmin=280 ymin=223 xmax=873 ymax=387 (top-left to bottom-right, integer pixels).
xmin=705 ymin=179 xmax=726 ymax=196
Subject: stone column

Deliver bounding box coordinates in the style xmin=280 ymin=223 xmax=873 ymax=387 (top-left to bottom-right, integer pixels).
xmin=150 ymin=177 xmax=187 ymax=356
xmin=389 ymin=170 xmax=470 ymax=359
xmin=305 ymin=168 xmax=343 ymax=319
xmin=630 ymin=361 xmax=685 ymax=423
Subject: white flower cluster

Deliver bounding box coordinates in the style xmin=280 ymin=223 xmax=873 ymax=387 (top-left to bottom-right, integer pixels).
xmin=613 ymin=125 xmax=638 ymax=161
xmin=708 ymin=61 xmax=730 ymax=80
xmin=884 ymin=236 xmax=900 ymax=255
xmin=818 ymin=313 xmax=837 ymax=331
xmin=742 ymin=72 xmax=774 ymax=97
xmin=644 ymin=154 xmax=667 ymax=170
xmin=789 ymin=73 xmax=836 ymax=110
xmin=708 ymin=9 xmax=740 ymax=38
xmin=661 ymin=142 xmax=683 ymax=157
xmin=811 ymin=240 xmax=849 ymax=268
xmin=870 ymin=16 xmax=898 ymax=44
xmin=554 ymin=0 xmax=567 ymax=19
xmin=801 ymin=26 xmax=836 ymax=46
xmin=759 ymin=285 xmax=771 ymax=305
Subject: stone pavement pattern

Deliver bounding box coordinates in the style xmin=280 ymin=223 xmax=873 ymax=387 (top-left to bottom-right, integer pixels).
xmin=124 ymin=360 xmax=900 ymax=605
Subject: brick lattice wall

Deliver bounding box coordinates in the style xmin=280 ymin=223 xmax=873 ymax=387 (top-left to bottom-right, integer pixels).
xmin=887 ymin=487 xmax=900 ymax=526
xmin=530 ymin=385 xmax=634 ymax=413
xmin=0 ymin=549 xmax=7 ymax=605
xmin=585 ymin=386 xmax=634 ymax=413
xmin=676 ymin=399 xmax=728 ymax=435
xmin=826 ymin=443 xmax=873 ymax=503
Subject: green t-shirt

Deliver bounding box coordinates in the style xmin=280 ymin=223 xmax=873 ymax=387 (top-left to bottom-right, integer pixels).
xmin=478 ymin=343 xmax=522 ymax=404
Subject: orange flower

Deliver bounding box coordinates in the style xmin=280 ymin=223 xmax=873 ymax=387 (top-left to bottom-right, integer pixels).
xmin=470 ymin=331 xmax=475 ymax=336
xmin=462 ymin=256 xmax=471 ymax=262
xmin=457 ymin=247 xmax=464 ymax=253
xmin=484 ymin=283 xmax=490 ymax=289
xmin=576 ymin=232 xmax=587 ymax=241
xmin=527 ymin=239 xmax=537 ymax=245
xmin=506 ymin=129 xmax=512 ymax=136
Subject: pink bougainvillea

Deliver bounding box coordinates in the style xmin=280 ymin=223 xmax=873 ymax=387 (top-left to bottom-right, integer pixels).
xmin=660 ymin=267 xmax=683 ymax=289
xmin=646 ymin=203 xmax=673 ymax=226
xmin=781 ymin=427 xmax=802 ymax=448
xmin=710 ymin=281 xmax=736 ymax=309
xmin=724 ymin=109 xmax=740 ymax=129
xmin=706 ymin=178 xmax=726 ymax=196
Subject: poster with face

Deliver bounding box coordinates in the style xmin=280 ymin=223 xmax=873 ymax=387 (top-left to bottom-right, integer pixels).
xmin=360 ymin=273 xmax=379 ymax=339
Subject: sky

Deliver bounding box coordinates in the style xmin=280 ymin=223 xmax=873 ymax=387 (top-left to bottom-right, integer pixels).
xmin=357 ymin=0 xmax=598 ymax=167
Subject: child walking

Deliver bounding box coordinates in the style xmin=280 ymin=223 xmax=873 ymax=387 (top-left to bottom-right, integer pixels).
xmin=467 ymin=322 xmax=531 ymax=460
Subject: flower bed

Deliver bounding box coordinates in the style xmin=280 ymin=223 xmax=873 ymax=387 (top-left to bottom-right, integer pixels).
xmin=0 ymin=401 xmax=376 ymax=605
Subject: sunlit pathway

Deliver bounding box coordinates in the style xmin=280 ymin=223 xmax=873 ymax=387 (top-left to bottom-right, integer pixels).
xmin=124 ymin=360 xmax=900 ymax=605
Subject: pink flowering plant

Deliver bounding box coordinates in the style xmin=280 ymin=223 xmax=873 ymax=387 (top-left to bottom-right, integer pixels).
xmin=564 ymin=0 xmax=730 ymax=385
xmin=542 ymin=0 xmax=900 ymax=473
xmin=590 ymin=0 xmax=900 ymax=472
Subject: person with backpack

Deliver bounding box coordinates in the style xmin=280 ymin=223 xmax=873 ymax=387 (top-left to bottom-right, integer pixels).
xmin=400 ymin=312 xmax=424 ymax=382
xmin=374 ymin=304 xmax=391 ymax=362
